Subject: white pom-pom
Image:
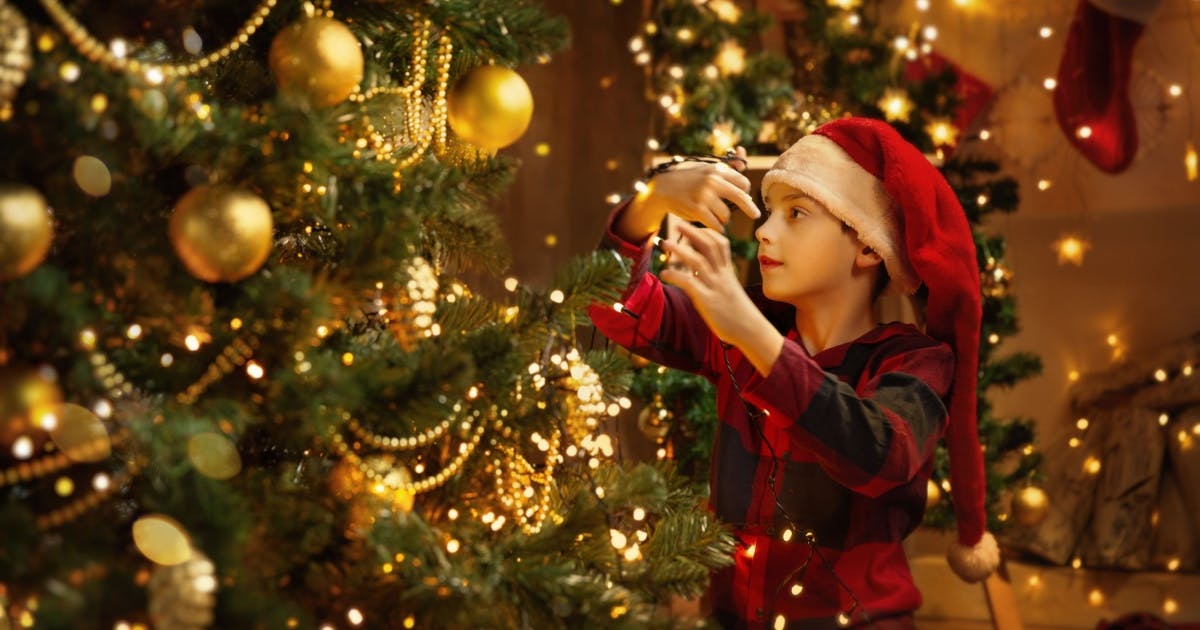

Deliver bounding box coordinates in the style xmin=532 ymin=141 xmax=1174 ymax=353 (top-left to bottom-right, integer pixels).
xmin=946 ymin=531 xmax=1000 ymax=583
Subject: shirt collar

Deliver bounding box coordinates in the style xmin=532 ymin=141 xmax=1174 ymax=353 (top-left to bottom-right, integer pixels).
xmin=786 ymin=321 xmax=919 ymax=368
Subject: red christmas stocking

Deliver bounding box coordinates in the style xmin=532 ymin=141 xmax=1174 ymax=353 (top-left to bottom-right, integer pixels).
xmin=1053 ymin=0 xmax=1165 ymax=174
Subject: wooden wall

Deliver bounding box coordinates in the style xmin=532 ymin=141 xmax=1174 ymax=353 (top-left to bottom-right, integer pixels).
xmin=490 ymin=0 xmax=652 ymax=290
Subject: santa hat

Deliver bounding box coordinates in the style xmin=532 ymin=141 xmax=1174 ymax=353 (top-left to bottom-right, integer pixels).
xmin=761 ymin=117 xmax=999 ymax=583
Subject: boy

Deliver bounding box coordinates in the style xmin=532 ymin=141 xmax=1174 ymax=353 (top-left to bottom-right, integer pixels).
xmin=589 ymin=118 xmax=999 ymax=628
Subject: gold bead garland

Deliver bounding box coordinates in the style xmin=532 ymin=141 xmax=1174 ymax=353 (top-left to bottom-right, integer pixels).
xmin=88 ymin=352 xmax=135 ymax=399
xmin=344 ymin=405 xmax=460 ymax=451
xmin=177 ymin=336 xmax=258 ymax=404
xmin=38 ymin=0 xmax=278 ymax=81
xmin=343 ymin=20 xmax=453 ymax=185
xmin=329 ymin=416 xmax=493 ymax=494
xmin=36 ymin=463 xmax=138 ymax=530
xmin=0 ymin=430 xmax=124 ymax=488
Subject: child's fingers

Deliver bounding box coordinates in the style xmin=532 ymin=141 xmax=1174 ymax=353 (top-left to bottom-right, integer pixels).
xmin=713 ymin=164 xmax=752 ymax=193
xmin=700 ymin=191 xmax=731 ymax=226
xmin=659 ymin=266 xmax=700 ymax=294
xmin=659 ymin=236 xmax=713 ymax=276
xmin=673 ymin=222 xmax=727 ymax=269
xmin=710 ymin=178 xmax=759 ymax=220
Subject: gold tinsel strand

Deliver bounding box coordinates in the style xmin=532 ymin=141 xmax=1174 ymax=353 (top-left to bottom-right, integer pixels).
xmin=37 ymin=0 xmax=277 ymax=81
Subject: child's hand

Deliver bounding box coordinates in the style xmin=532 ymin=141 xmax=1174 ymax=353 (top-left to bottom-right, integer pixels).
xmin=637 ymin=157 xmax=759 ymax=231
xmin=658 ymin=221 xmax=766 ymax=346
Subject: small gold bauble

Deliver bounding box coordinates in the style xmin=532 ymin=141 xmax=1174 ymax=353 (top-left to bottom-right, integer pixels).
xmin=0 ymin=366 xmax=62 ymax=443
xmin=328 ymin=457 xmax=365 ymax=501
xmin=925 ymin=478 xmax=941 ymax=510
xmin=169 ymin=185 xmax=273 ymax=283
xmin=363 ymin=455 xmax=414 ymax=513
xmin=637 ymin=405 xmax=671 ymax=440
xmin=1011 ymin=486 xmax=1050 ymax=527
xmin=268 ymin=16 xmax=364 ymax=108
xmin=447 ymin=65 xmax=534 ymax=150
xmin=0 ymin=184 xmax=53 ymax=281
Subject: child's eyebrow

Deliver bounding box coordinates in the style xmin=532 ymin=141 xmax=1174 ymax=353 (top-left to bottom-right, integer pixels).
xmin=778 ymin=192 xmax=828 ymax=212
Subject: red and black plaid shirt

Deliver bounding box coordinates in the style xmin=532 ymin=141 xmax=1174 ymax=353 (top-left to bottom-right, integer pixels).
xmin=588 ymin=205 xmax=954 ymax=629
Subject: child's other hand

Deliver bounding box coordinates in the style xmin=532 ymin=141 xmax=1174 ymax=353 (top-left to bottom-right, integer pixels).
xmin=658 ymin=221 xmax=764 ymax=345
xmin=636 ymin=157 xmax=759 ymax=232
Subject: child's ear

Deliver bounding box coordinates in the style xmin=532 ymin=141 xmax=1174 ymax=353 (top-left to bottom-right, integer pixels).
xmin=855 ymin=244 xmax=884 ymax=269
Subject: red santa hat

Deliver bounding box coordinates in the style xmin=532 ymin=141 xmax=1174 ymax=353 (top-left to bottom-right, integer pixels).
xmin=761 ymin=117 xmax=999 ymax=583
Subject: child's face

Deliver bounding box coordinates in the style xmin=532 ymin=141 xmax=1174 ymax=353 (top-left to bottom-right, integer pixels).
xmin=756 ymin=182 xmax=865 ymax=306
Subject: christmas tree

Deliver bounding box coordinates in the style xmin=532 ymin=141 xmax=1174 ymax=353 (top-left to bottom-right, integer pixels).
xmin=629 ymin=0 xmax=1044 ymax=536
xmin=0 ymin=0 xmax=733 ymax=627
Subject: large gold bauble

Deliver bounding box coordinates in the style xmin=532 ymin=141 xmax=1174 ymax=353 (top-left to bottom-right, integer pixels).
xmin=925 ymin=478 xmax=942 ymax=510
xmin=0 ymin=184 xmax=53 ymax=281
xmin=1011 ymin=486 xmax=1050 ymax=527
xmin=268 ymin=16 xmax=364 ymax=108
xmin=447 ymin=65 xmax=534 ymax=150
xmin=169 ymin=185 xmax=273 ymax=283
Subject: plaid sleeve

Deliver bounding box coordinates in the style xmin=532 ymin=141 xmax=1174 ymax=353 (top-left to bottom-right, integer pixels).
xmin=586 ymin=199 xmax=723 ymax=379
xmin=740 ymin=335 xmax=954 ymax=497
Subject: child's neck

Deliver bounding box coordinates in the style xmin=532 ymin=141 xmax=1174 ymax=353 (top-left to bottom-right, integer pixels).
xmin=792 ymin=297 xmax=877 ymax=356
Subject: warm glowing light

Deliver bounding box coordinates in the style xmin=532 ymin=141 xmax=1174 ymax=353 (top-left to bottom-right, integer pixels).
xmin=925 ymin=118 xmax=958 ymax=146
xmin=1106 ymin=334 xmax=1119 ymax=347
xmin=1159 ymin=413 xmax=1170 ymax=426
xmin=1043 ymin=77 xmax=1057 ymax=90
xmin=774 ymin=615 xmax=786 ymax=630
xmin=1088 ymin=589 xmax=1104 ymax=606
xmin=446 ymin=539 xmax=460 ymax=554
xmin=1186 ymin=142 xmax=1197 ymax=182
xmin=13 ymin=436 xmax=34 ymax=459
xmin=1076 ymin=125 xmax=1093 ymax=139
xmin=1168 ymin=84 xmax=1183 ymax=98
xmin=126 ymin=324 xmax=143 ymax=339
xmin=1037 ymin=179 xmax=1052 ymax=191
xmin=549 ymin=290 xmax=565 ymax=304
xmin=1164 ymin=598 xmax=1178 ymax=615
xmin=1084 ymin=456 xmax=1102 ymax=475
xmin=1072 ymin=557 xmax=1082 ymax=569
xmin=1154 ymin=368 xmax=1168 ymax=382
xmin=877 ymin=88 xmax=914 ymax=123
xmin=1076 ymin=418 xmax=1089 ymax=431
xmin=185 ymin=335 xmax=201 ymax=351
xmin=245 ymin=361 xmax=265 ymax=380
xmin=791 ymin=583 xmax=804 ymax=596
xmin=744 ymin=542 xmax=756 ymax=559
xmin=1167 ymin=557 xmax=1181 ymax=571
xmin=347 ymin=609 xmax=364 ymax=626
xmin=1039 ymin=26 xmax=1053 ymax=38
xmin=1052 ymin=234 xmax=1089 ymax=266
xmin=1068 ymin=370 xmax=1080 ymax=382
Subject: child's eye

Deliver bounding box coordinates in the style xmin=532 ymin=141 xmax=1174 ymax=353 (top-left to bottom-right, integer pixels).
xmin=789 ymin=207 xmax=805 ymax=219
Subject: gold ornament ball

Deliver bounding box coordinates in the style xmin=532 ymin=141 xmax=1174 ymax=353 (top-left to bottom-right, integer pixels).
xmin=447 ymin=65 xmax=534 ymax=150
xmin=925 ymin=478 xmax=941 ymax=509
xmin=0 ymin=366 xmax=62 ymax=443
xmin=269 ymin=16 xmax=364 ymax=108
xmin=1012 ymin=486 xmax=1050 ymax=527
xmin=169 ymin=185 xmax=273 ymax=283
xmin=637 ymin=405 xmax=671 ymax=440
xmin=328 ymin=458 xmax=365 ymax=501
xmin=0 ymin=184 xmax=54 ymax=281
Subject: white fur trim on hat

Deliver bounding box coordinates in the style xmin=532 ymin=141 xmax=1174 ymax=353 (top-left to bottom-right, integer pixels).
xmin=760 ymin=134 xmax=920 ymax=295
xmin=946 ymin=531 xmax=1000 ymax=583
